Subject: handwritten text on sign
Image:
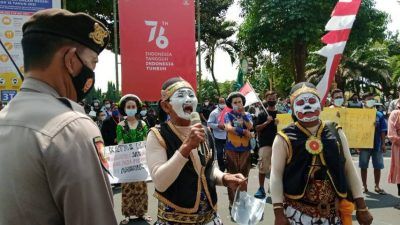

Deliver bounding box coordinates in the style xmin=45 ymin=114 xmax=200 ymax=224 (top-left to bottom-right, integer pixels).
xmin=277 ymin=108 xmax=376 ymax=149
xmin=104 ymin=141 xmax=151 ymax=184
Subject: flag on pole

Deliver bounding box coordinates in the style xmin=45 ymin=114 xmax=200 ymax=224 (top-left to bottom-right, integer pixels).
xmin=240 ymin=82 xmax=259 ymax=107
xmin=233 ymin=68 xmax=244 ymax=91
xmin=316 ymin=0 xmax=362 ymax=104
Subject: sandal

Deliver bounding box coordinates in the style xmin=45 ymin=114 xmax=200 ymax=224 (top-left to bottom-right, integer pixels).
xmin=375 ymin=186 xmax=387 ymax=195
xmin=363 ymin=187 xmax=369 ymax=193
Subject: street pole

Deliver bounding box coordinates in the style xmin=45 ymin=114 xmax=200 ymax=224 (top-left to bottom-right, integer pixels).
xmin=63 ymin=0 xmax=67 ymax=9
xmin=113 ymin=0 xmax=120 ymax=93
xmin=196 ymin=0 xmax=201 ymax=90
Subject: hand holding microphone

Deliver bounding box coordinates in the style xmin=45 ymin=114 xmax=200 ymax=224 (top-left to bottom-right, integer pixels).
xmin=179 ymin=112 xmax=205 ymax=158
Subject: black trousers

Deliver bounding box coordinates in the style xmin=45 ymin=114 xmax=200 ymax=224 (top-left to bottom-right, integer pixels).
xmin=214 ymin=138 xmax=226 ymax=172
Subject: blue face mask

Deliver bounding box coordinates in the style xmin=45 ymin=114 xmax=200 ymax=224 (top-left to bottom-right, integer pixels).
xmin=140 ymin=110 xmax=147 ymax=116
xmin=125 ymin=109 xmax=137 ymax=117
xmin=112 ymin=110 xmax=119 ymax=117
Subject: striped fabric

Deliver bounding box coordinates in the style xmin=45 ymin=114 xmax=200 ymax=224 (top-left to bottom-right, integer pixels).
xmin=316 ymin=0 xmax=362 ymax=104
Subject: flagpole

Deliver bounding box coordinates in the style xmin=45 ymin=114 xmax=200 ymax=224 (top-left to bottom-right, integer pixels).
xmin=247 ymin=82 xmax=269 ymax=117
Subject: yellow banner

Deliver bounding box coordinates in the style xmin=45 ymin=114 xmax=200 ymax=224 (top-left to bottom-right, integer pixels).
xmin=277 ymin=108 xmax=376 ymax=148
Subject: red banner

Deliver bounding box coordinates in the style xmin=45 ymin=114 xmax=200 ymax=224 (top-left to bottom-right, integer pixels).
xmin=119 ymin=0 xmax=196 ymax=101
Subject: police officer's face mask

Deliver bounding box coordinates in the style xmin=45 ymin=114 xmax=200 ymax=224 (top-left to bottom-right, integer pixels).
xmin=70 ymin=53 xmax=95 ymax=102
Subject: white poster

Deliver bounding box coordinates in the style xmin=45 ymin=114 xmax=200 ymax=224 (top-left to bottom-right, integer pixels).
xmin=104 ymin=142 xmax=152 ymax=184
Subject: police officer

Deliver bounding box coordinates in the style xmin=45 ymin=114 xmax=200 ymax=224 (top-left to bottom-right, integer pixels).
xmin=0 ymin=9 xmax=117 ymax=225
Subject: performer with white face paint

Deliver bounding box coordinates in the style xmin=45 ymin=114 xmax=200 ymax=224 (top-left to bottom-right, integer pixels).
xmin=146 ymin=77 xmax=247 ymax=224
xmin=270 ymin=82 xmax=373 ymax=225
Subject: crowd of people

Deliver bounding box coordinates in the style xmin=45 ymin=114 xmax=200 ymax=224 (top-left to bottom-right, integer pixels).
xmin=1 ymin=8 xmax=400 ymax=225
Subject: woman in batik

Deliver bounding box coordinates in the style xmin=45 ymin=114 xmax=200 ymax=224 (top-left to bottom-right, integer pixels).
xmin=116 ymin=94 xmax=151 ymax=224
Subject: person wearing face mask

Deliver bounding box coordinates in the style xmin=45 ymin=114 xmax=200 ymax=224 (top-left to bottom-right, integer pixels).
xmin=0 ymin=9 xmax=117 ymax=225
xmin=359 ymin=93 xmax=387 ymax=195
xmin=254 ymin=91 xmax=279 ymax=199
xmin=347 ymin=93 xmax=363 ymax=108
xmin=207 ymin=97 xmax=228 ymax=172
xmin=387 ymin=101 xmax=400 ymax=209
xmin=116 ymin=94 xmax=151 ymax=224
xmin=102 ymin=99 xmax=113 ymax=118
xmin=200 ymin=98 xmax=215 ymax=124
xmin=140 ymin=104 xmax=156 ymax=128
xmin=146 ymin=77 xmax=247 ymax=224
xmin=271 ymin=82 xmax=372 ymax=225
xmin=223 ymin=92 xmax=254 ymax=212
xmin=330 ymin=89 xmax=346 ymax=108
xmin=101 ymin=104 xmax=121 ymax=146
xmin=96 ymin=111 xmax=106 ymax=129
xmin=92 ymin=99 xmax=101 ymax=112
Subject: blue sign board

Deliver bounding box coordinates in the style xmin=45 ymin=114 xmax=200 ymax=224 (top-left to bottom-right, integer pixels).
xmin=0 ymin=0 xmax=52 ymax=13
xmin=1 ymin=90 xmax=17 ymax=102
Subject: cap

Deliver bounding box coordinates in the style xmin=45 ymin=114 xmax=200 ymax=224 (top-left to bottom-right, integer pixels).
xmin=22 ymin=8 xmax=110 ymax=54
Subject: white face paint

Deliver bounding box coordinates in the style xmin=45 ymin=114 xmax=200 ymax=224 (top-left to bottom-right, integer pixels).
xmin=169 ymin=88 xmax=198 ymax=120
xmin=293 ymin=93 xmax=321 ymax=123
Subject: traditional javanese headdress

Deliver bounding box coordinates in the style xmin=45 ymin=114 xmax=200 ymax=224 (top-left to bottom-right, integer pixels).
xmin=161 ymin=80 xmax=193 ymax=101
xmin=289 ymin=82 xmax=320 ymax=105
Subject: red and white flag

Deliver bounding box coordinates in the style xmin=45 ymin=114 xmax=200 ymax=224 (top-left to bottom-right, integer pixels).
xmin=316 ymin=0 xmax=362 ymax=104
xmin=240 ymin=82 xmax=259 ymax=107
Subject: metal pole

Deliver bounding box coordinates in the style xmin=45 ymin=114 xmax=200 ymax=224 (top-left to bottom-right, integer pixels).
xmin=196 ymin=0 xmax=202 ymax=89
xmin=113 ymin=0 xmax=120 ymax=93
xmin=63 ymin=0 xmax=67 ymax=9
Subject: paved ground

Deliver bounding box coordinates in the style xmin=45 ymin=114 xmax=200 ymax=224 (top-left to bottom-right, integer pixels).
xmin=113 ymin=150 xmax=400 ymax=225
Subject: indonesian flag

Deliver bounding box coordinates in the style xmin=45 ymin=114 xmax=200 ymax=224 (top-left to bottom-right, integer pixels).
xmin=217 ymin=82 xmax=259 ymax=124
xmin=316 ymin=0 xmax=362 ymax=104
xmin=240 ymin=82 xmax=259 ymax=107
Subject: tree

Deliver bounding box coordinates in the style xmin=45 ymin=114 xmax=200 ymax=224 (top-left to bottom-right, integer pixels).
xmin=196 ymin=0 xmax=237 ymax=96
xmin=85 ymin=87 xmax=103 ymax=104
xmin=103 ymin=81 xmax=121 ymax=103
xmin=239 ymin=0 xmax=388 ymax=83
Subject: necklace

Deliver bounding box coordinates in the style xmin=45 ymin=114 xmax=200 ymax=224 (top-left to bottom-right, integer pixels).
xmin=295 ymin=121 xmax=324 ymax=155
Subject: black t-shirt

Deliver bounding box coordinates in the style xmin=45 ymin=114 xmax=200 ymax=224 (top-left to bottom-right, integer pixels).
xmin=200 ymin=105 xmax=214 ymax=122
xmin=256 ymin=110 xmax=278 ymax=147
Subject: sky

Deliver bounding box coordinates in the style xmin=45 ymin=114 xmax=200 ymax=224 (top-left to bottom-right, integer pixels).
xmin=94 ymin=0 xmax=400 ymax=91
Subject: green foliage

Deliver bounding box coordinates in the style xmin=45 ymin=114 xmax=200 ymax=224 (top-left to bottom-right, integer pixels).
xmin=197 ymin=0 xmax=237 ymax=96
xmin=85 ymin=87 xmax=103 ymax=104
xmin=197 ymin=79 xmax=235 ymax=102
xmin=103 ymin=81 xmax=121 ymax=103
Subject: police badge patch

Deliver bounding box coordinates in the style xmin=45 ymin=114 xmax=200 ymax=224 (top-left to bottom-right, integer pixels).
xmin=93 ymin=136 xmax=111 ymax=175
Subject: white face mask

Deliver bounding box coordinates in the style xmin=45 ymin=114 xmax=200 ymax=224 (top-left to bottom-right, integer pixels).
xmin=169 ymin=88 xmax=198 ymax=120
xmin=140 ymin=110 xmax=147 ymax=117
xmin=219 ymin=104 xmax=226 ymax=109
xmin=365 ymin=99 xmax=375 ymax=108
xmin=204 ymin=101 xmax=209 ymax=106
xmin=333 ymin=98 xmax=344 ymax=107
xmin=105 ymin=103 xmax=111 ymax=109
xmin=293 ymin=93 xmax=321 ymax=123
xmin=94 ymin=102 xmax=99 ymax=107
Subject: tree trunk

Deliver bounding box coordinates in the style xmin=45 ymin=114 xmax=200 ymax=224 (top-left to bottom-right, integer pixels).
xmin=293 ymin=42 xmax=307 ymax=83
xmin=210 ymin=48 xmax=221 ymax=96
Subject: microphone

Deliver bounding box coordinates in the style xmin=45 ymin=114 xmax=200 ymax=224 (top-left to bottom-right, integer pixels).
xmin=190 ymin=111 xmax=202 ymax=125
xmin=190 ymin=112 xmax=206 ymax=164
